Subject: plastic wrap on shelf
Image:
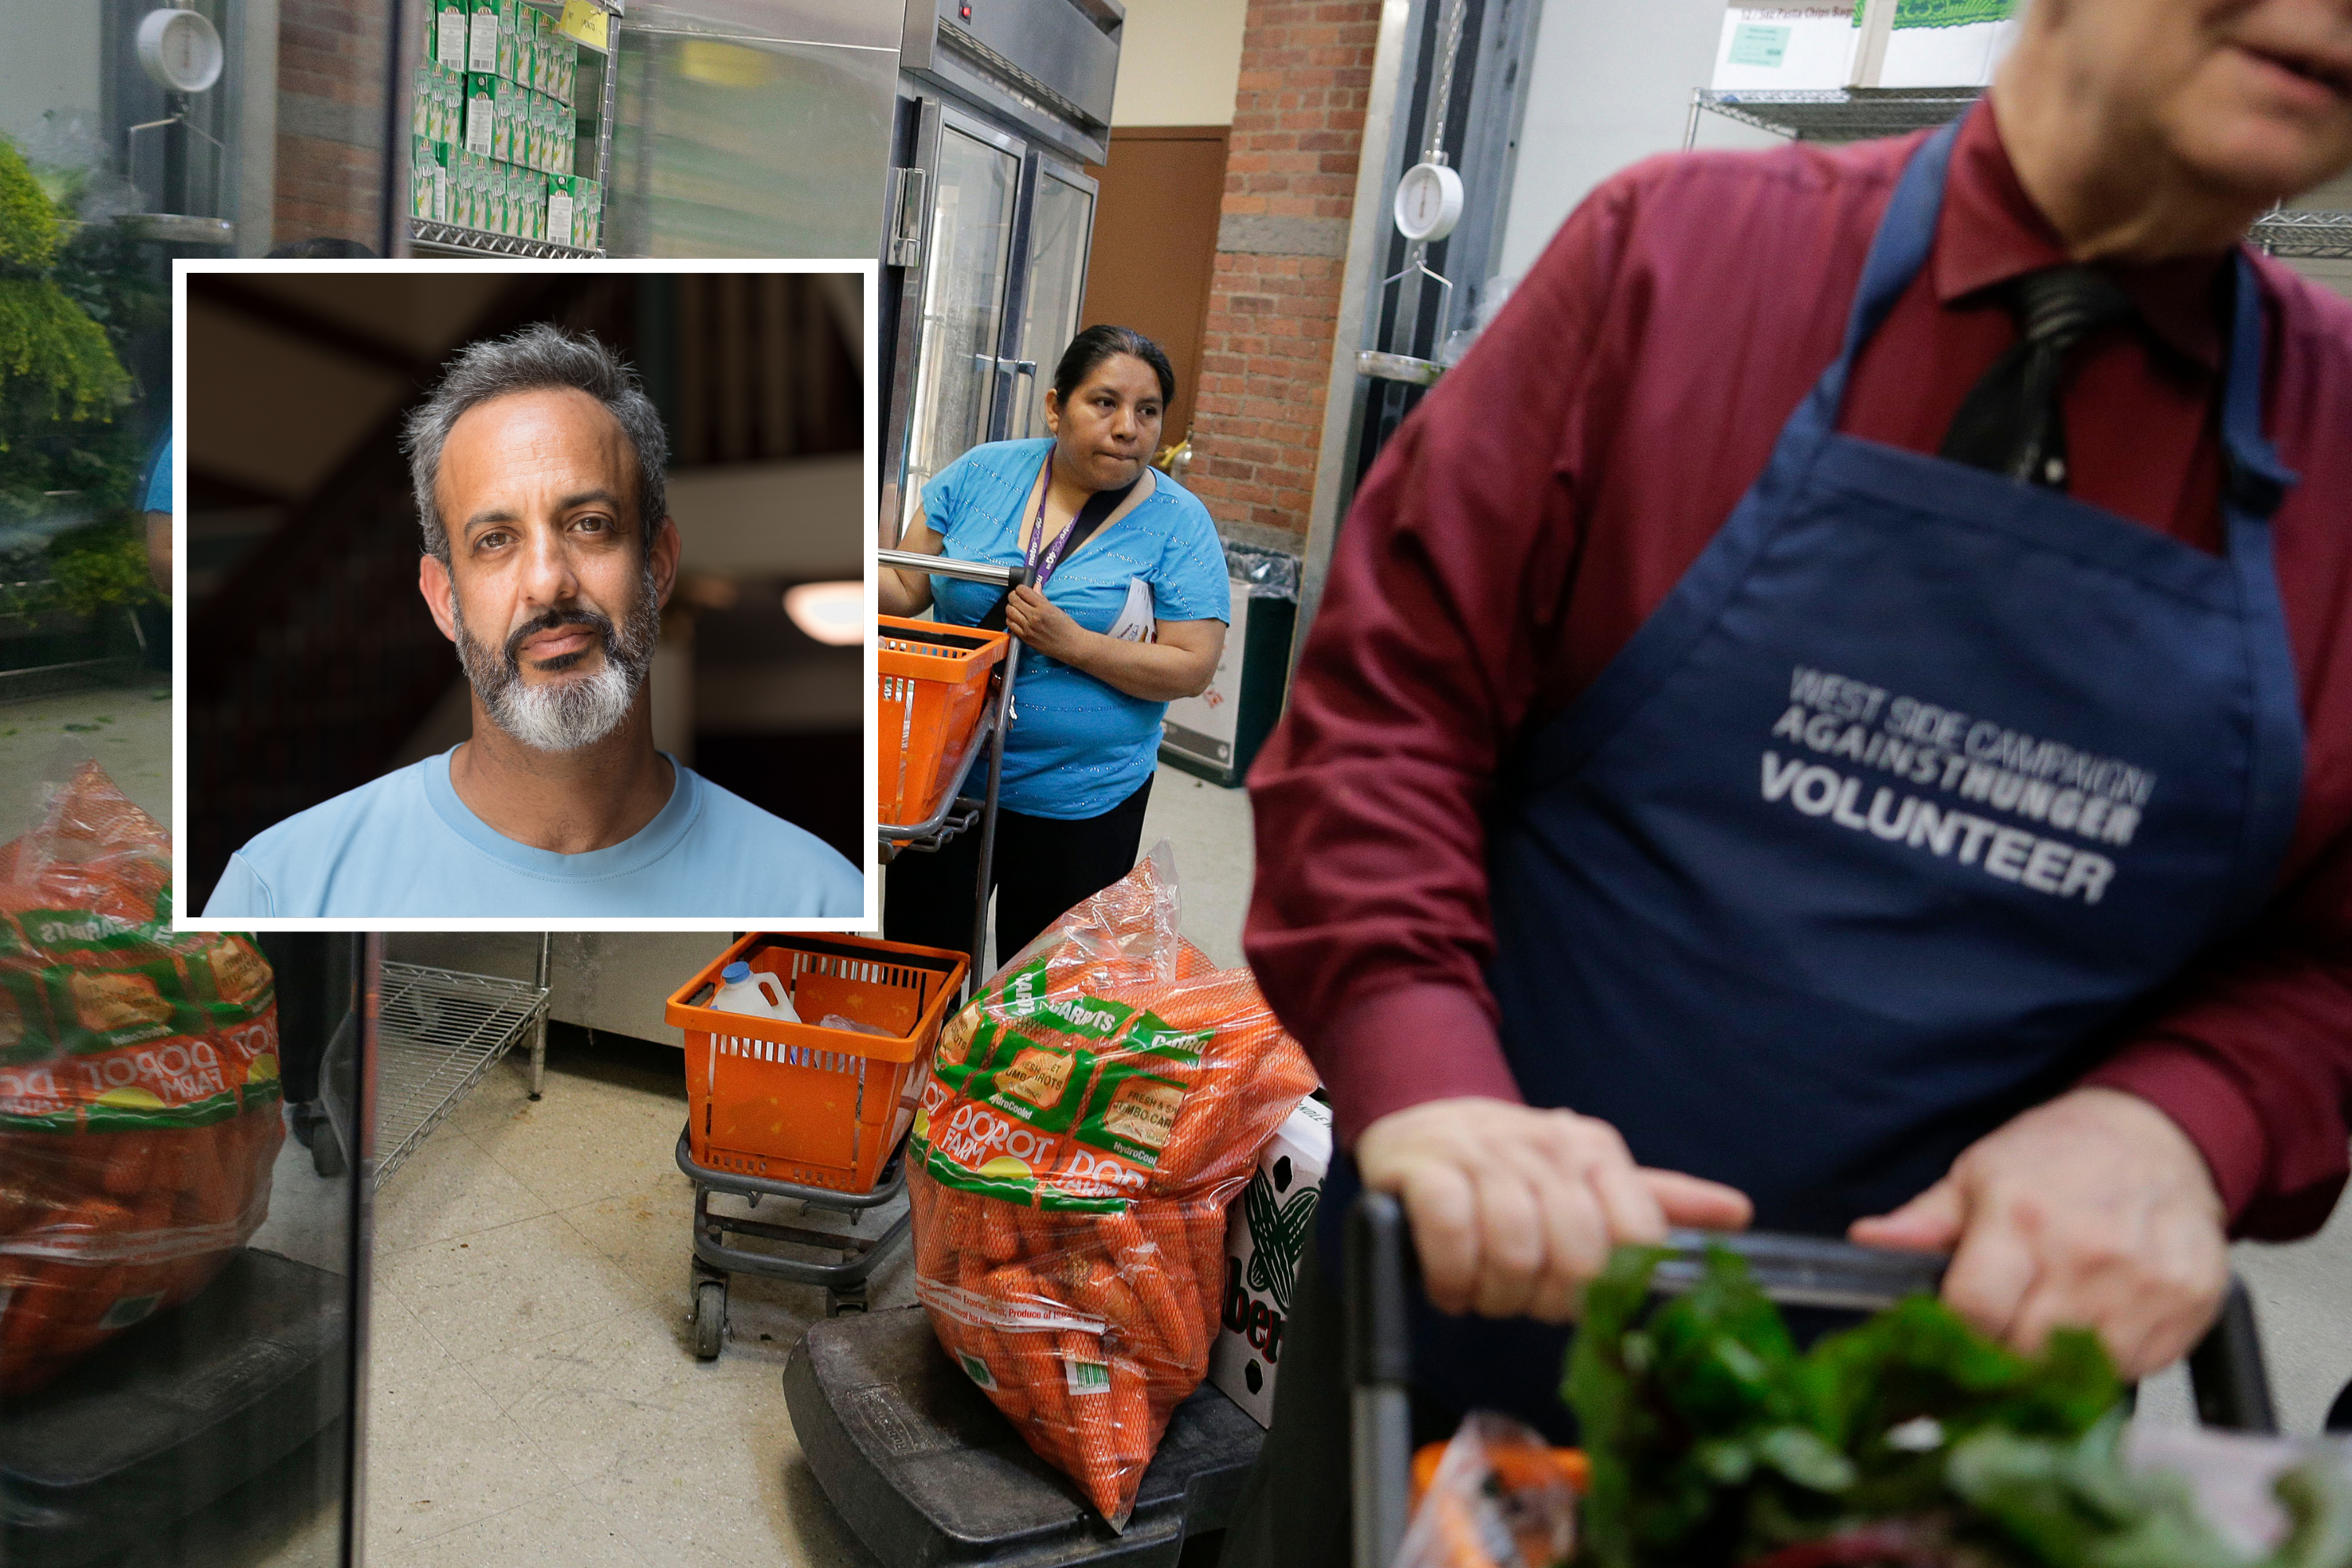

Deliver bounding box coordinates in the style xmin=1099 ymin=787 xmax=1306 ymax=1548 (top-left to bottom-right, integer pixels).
xmin=0 ymin=763 xmax=284 ymax=1396
xmin=906 ymin=844 xmax=1319 ymax=1528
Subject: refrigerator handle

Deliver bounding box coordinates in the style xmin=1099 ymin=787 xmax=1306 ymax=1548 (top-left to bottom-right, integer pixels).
xmin=884 ymin=166 xmax=927 ymax=267
xmin=1004 ymin=359 xmax=1039 ymax=437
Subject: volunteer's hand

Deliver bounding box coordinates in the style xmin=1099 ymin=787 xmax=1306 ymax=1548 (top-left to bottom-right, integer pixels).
xmin=1849 ymin=1087 xmax=2228 ymax=1380
xmin=1354 ymin=1097 xmax=1754 ymax=1323
xmin=1003 ymin=583 xmax=1093 ymax=664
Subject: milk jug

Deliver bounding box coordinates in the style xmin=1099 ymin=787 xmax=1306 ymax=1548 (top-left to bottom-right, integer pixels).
xmin=711 ymin=960 xmax=800 ymax=1023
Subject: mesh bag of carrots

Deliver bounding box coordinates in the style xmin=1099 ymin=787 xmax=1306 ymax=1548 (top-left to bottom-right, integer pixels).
xmin=906 ymin=845 xmax=1319 ymax=1529
xmin=0 ymin=762 xmax=284 ymax=1396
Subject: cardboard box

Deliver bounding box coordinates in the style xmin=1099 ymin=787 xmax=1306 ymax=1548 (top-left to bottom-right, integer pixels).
xmin=416 ymin=63 xmax=459 ymax=143
xmin=497 ymin=0 xmax=518 ymax=80
xmin=467 ymin=0 xmax=499 ymax=75
xmin=415 ymin=137 xmax=450 ymax=224
xmin=553 ymin=174 xmax=600 ymax=249
xmin=434 ymin=0 xmax=467 ymax=68
xmin=547 ymin=176 xmax=575 ymax=249
xmin=1712 ymin=4 xmax=1860 ymax=91
xmin=1207 ymin=1096 xmax=1331 ymax=1428
xmin=465 ymin=74 xmax=495 ymax=159
xmin=409 ymin=135 xmax=433 ymax=220
xmin=454 ymin=151 xmax=474 ymax=230
xmin=1711 ymin=0 xmax=2018 ymax=92
xmin=1878 ymin=0 xmax=2020 ymax=87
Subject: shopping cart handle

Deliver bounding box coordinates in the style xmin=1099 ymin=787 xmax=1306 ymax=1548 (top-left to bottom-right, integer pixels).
xmin=877 ymin=546 xmax=1029 ymax=590
xmin=1345 ymin=1192 xmax=2276 ymax=1568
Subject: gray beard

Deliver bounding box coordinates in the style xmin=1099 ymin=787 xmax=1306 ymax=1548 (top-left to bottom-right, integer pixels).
xmin=452 ymin=564 xmax=660 ymax=754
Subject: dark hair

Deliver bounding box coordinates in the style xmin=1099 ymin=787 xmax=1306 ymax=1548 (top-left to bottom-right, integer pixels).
xmin=1051 ymin=325 xmax=1176 ymax=409
xmin=401 ymin=323 xmax=669 ymax=564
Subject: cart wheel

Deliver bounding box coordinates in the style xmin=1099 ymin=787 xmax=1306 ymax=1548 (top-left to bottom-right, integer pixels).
xmin=310 ymin=1129 xmax=346 ymax=1180
xmin=826 ymin=1287 xmax=868 ymax=1318
xmin=693 ymin=1280 xmax=727 ymax=1359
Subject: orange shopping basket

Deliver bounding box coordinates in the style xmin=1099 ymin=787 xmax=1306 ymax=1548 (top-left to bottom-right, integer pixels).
xmin=880 ymin=615 xmax=1008 ymax=829
xmin=667 ymin=933 xmax=970 ymax=1196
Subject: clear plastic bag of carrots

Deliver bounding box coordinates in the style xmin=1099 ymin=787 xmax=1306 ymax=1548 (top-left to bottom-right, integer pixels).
xmin=1399 ymin=1413 xmax=1581 ymax=1568
xmin=0 ymin=762 xmax=284 ymax=1395
xmin=907 ymin=845 xmax=1319 ymax=1528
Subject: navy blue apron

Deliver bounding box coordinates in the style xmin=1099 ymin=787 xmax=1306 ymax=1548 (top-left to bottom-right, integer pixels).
xmin=1317 ymin=120 xmax=2304 ymax=1438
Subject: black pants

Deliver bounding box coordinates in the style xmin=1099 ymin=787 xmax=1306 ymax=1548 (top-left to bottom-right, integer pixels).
xmin=253 ymin=932 xmax=331 ymax=1105
xmin=883 ymin=776 xmax=1155 ymax=967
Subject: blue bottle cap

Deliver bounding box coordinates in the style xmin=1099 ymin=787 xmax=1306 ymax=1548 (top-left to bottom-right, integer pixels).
xmin=721 ymin=961 xmax=750 ymax=982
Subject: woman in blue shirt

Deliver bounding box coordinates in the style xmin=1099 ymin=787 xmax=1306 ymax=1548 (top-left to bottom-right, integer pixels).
xmin=880 ymin=325 xmax=1232 ymax=964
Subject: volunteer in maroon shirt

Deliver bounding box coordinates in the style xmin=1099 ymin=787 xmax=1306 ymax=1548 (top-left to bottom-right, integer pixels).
xmin=1228 ymin=1 xmax=2352 ymax=1559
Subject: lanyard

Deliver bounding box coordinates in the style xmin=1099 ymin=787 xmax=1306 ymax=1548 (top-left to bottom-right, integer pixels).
xmin=1022 ymin=456 xmax=1084 ymax=593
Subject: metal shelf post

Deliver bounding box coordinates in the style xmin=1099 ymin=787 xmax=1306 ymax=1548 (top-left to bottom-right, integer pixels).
xmin=876 ymin=550 xmax=1030 ymax=995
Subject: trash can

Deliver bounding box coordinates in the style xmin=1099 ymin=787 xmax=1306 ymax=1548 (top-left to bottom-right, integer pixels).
xmin=1160 ymin=543 xmax=1298 ymax=788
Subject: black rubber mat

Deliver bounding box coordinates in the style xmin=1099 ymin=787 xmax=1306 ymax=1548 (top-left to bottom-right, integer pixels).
xmin=0 ymin=1248 xmax=349 ymax=1568
xmin=785 ymin=1304 xmax=1264 ymax=1568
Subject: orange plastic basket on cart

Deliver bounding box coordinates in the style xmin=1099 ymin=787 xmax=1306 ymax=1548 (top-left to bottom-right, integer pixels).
xmin=666 ymin=934 xmax=970 ymax=1195
xmin=880 ymin=615 xmax=1008 ymax=826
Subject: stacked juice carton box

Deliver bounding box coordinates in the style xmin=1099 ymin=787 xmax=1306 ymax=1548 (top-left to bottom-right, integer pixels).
xmin=1712 ymin=0 xmax=2020 ymax=93
xmin=408 ymin=0 xmax=601 ymax=249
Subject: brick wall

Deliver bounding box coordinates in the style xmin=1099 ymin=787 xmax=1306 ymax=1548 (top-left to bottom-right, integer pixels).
xmin=1185 ymin=0 xmax=1382 ymax=551
xmin=273 ymin=0 xmax=392 ymax=250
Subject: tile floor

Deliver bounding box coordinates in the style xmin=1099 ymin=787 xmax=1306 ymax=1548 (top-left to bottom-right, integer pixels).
xmin=358 ymin=764 xmax=2352 ymax=1565
xmin=0 ymin=673 xmax=173 ymax=827
xmin=362 ymin=1032 xmax=900 ymax=1568
xmin=360 ymin=763 xmax=1259 ymax=1566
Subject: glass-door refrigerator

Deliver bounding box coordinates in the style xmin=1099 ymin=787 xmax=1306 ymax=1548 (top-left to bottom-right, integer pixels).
xmin=880 ymin=0 xmax=1121 ymax=542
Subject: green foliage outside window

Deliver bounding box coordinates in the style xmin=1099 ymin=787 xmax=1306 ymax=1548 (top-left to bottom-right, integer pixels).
xmin=0 ymin=132 xmax=162 ymax=626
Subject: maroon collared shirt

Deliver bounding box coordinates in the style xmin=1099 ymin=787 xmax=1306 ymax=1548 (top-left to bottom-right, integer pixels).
xmin=1245 ymin=104 xmax=2352 ymax=1240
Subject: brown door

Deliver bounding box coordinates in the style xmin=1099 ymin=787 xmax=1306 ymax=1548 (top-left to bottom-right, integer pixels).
xmin=1080 ymin=126 xmax=1230 ymax=446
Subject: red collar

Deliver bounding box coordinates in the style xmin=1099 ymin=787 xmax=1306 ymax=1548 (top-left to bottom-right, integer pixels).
xmin=1933 ymin=101 xmax=2227 ymax=372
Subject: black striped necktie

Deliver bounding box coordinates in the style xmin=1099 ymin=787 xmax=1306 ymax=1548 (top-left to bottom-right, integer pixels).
xmin=1939 ymin=265 xmax=2136 ymax=491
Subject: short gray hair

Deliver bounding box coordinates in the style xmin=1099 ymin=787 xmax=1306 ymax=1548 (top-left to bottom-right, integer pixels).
xmin=401 ymin=323 xmax=669 ymax=564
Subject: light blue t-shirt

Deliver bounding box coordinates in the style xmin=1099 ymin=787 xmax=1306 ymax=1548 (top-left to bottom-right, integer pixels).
xmin=924 ymin=438 xmax=1232 ymax=820
xmin=143 ymin=433 xmax=172 ymax=513
xmin=202 ymin=749 xmax=863 ymax=918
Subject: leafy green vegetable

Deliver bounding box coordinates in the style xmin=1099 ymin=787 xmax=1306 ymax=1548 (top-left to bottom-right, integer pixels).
xmin=1563 ymin=1247 xmax=2352 ymax=1568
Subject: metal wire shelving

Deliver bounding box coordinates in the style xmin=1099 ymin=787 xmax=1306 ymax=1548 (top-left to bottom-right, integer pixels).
xmin=1685 ymin=86 xmax=1984 ymax=146
xmin=372 ymin=960 xmax=550 ymax=1185
xmin=1685 ymin=85 xmax=2352 ymax=261
xmin=407 ymin=220 xmax=603 ymax=260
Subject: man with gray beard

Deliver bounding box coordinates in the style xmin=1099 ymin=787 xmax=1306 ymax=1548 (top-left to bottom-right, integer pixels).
xmin=202 ymin=325 xmax=862 ymax=918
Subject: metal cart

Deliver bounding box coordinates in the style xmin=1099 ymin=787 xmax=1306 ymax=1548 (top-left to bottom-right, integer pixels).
xmin=677 ymin=1137 xmax=913 ymax=1345
xmin=671 ymin=934 xmax=969 ymax=1352
xmin=677 ymin=555 xmax=1023 ymax=1352
xmin=1344 ymin=1192 xmax=2281 ymax=1568
xmin=877 ymin=548 xmax=1028 ymax=996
